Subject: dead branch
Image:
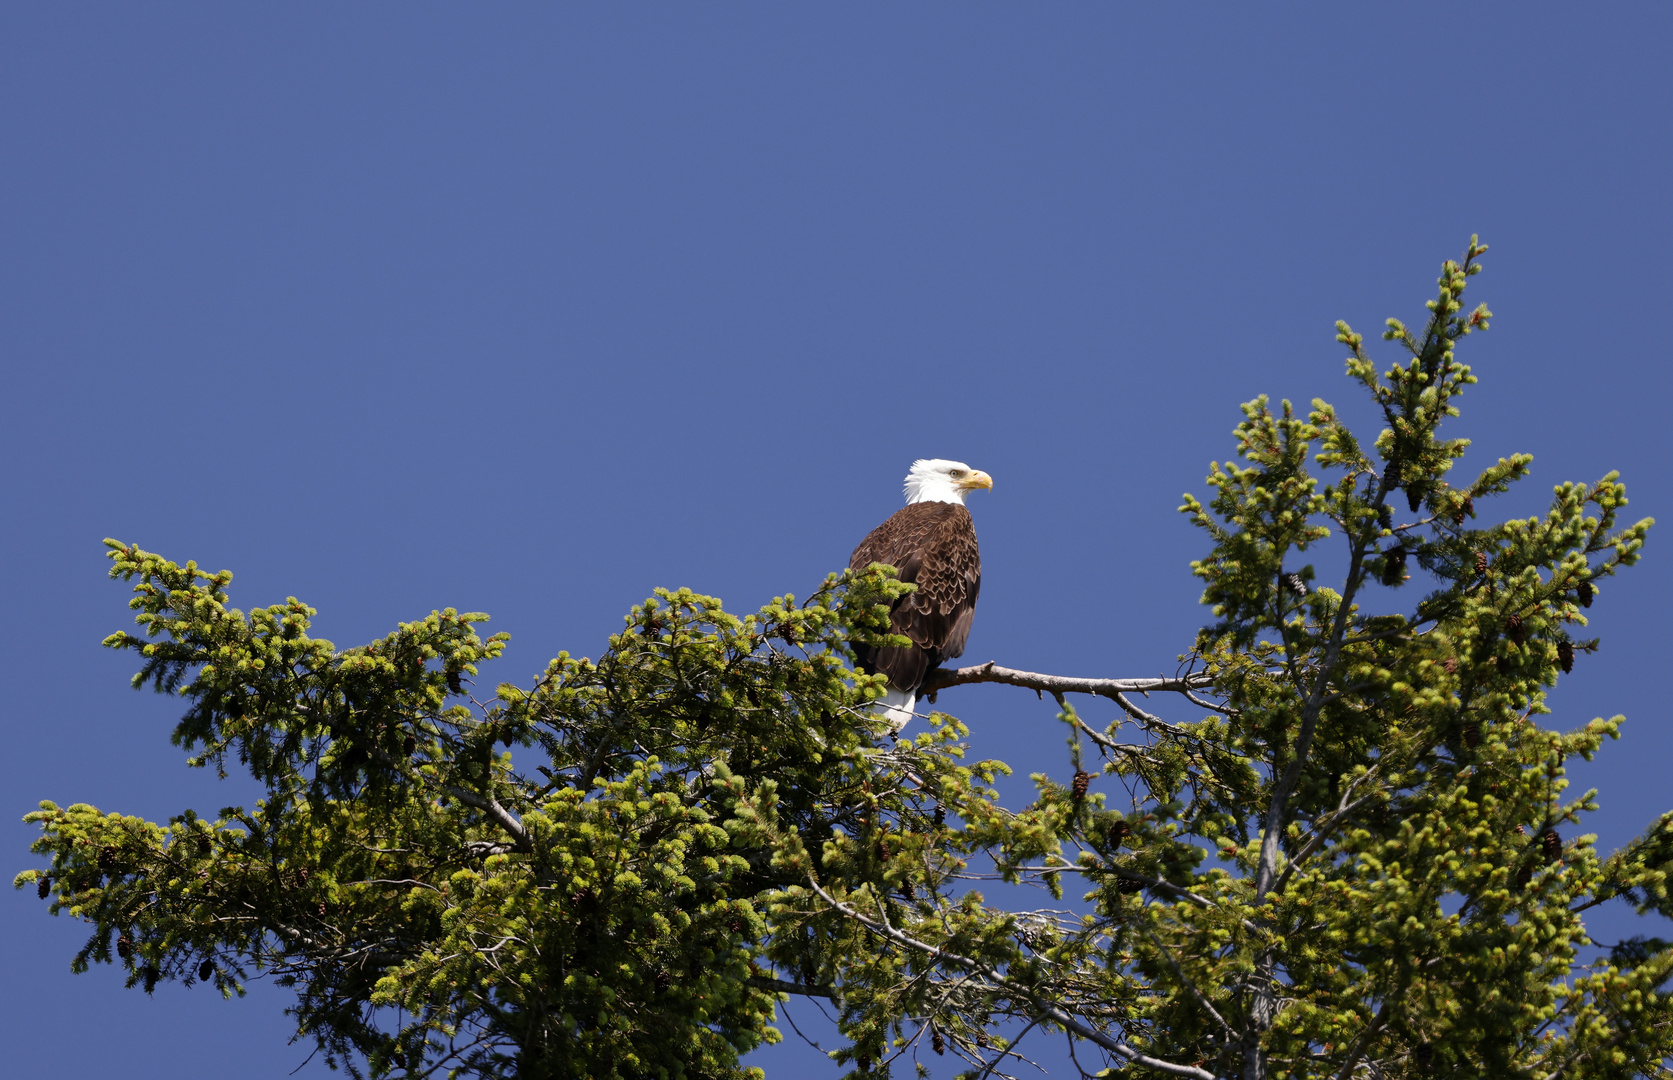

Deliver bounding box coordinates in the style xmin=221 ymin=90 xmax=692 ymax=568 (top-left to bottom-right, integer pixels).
xmin=922 ymin=662 xmax=1214 ymax=704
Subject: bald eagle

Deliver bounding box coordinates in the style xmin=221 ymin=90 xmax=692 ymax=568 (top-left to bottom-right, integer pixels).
xmin=849 ymin=459 xmax=992 ymax=729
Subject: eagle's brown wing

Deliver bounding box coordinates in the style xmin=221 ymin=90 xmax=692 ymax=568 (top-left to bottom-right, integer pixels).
xmin=849 ymin=502 xmax=982 ymax=694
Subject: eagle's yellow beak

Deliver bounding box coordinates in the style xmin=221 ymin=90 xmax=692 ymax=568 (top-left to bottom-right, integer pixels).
xmin=958 ymin=470 xmax=994 ymax=491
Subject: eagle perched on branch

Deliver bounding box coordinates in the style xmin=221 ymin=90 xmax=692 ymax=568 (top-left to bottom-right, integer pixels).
xmin=849 ymin=459 xmax=992 ymax=729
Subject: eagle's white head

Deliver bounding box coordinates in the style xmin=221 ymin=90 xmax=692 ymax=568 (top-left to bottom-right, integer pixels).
xmin=903 ymin=459 xmax=994 ymax=505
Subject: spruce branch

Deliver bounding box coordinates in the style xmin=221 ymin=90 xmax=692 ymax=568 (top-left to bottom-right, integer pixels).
xmin=803 ymin=877 xmax=1218 ymax=1080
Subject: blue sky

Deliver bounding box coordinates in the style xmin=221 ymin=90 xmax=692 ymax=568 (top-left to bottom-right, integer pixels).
xmin=2 ymin=6 xmax=1669 ymax=1077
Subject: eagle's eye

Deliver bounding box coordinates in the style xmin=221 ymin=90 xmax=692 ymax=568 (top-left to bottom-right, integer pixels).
xmin=948 ymin=469 xmax=966 ymax=479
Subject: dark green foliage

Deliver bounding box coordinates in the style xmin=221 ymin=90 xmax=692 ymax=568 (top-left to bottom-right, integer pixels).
xmin=1163 ymin=238 xmax=1666 ymax=1077
xmin=1612 ymin=937 xmax=1673 ymax=971
xmin=18 ymin=239 xmax=1673 ymax=1080
xmin=19 ymin=547 xmax=926 ymax=1078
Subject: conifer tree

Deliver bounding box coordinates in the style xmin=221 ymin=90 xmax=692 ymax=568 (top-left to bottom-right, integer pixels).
xmin=19 ymin=240 xmax=1671 ymax=1079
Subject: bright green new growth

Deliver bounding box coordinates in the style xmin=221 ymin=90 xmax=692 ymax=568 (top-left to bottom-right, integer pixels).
xmin=20 ymin=564 xmax=924 ymax=1079
xmin=18 ymin=240 xmax=1671 ymax=1080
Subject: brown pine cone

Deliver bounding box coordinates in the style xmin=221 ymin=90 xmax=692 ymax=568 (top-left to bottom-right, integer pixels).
xmin=1071 ymin=771 xmax=1092 ymax=799
xmin=1541 ymin=828 xmax=1562 ymax=862
xmin=1381 ymin=546 xmax=1407 ymax=586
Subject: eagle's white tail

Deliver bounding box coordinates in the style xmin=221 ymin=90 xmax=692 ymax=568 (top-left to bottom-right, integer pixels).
xmin=878 ymin=688 xmax=917 ymax=732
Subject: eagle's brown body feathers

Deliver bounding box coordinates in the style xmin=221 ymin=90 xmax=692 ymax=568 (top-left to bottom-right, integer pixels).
xmin=849 ymin=501 xmax=982 ymax=696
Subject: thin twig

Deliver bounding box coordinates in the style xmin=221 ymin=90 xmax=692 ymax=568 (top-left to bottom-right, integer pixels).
xmin=747 ymin=975 xmax=835 ymax=999
xmin=805 ymin=877 xmax=1216 ymax=1080
xmin=1142 ymin=925 xmax=1237 ymax=1041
